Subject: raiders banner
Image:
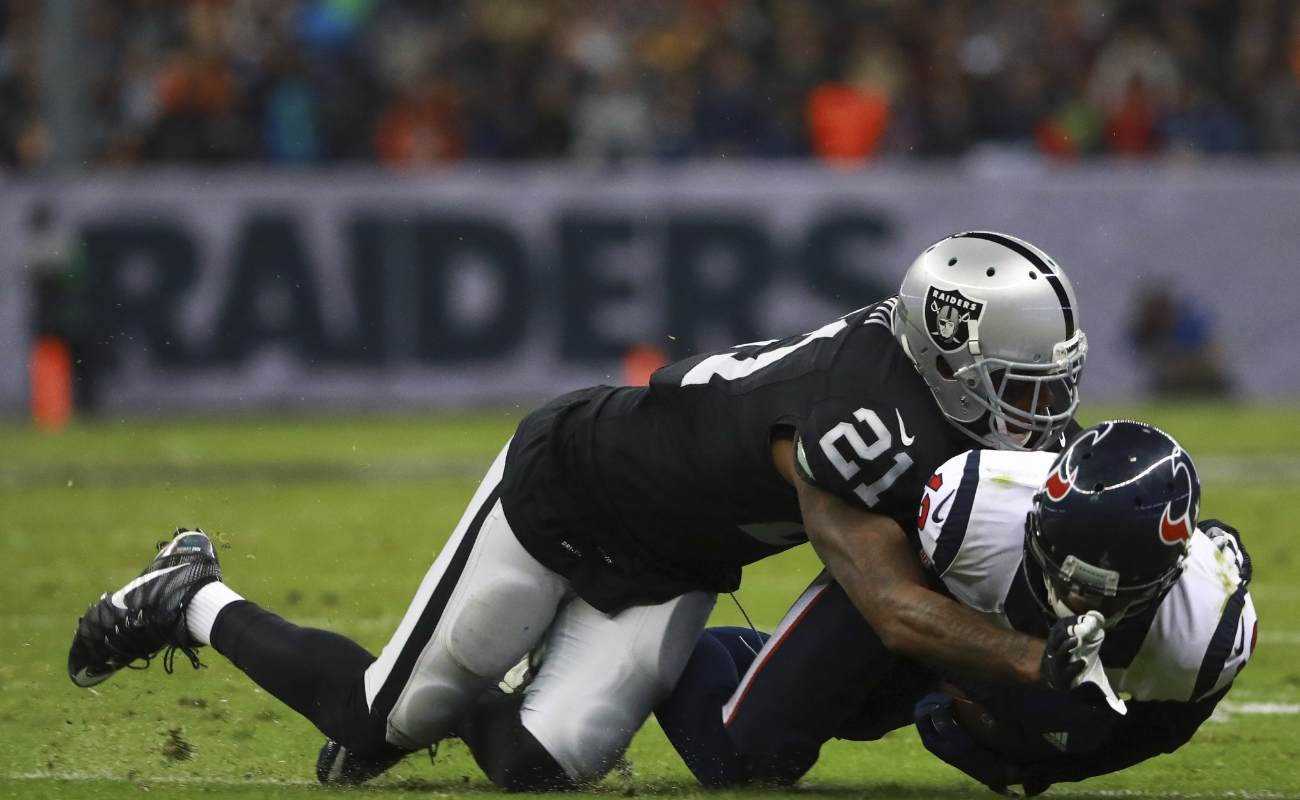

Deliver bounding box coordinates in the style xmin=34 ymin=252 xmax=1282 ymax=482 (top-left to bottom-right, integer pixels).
xmin=1 ymin=163 xmax=1298 ymax=411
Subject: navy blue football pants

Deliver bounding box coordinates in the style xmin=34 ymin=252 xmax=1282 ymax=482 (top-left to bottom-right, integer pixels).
xmin=655 ymin=571 xmax=936 ymax=786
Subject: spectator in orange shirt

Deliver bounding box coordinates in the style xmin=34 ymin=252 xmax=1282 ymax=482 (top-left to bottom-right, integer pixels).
xmin=374 ymin=77 xmax=464 ymax=167
xmin=805 ymin=35 xmax=899 ymax=163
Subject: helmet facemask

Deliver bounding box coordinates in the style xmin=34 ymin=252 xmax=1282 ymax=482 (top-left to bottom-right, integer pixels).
xmin=949 ymin=330 xmax=1087 ymax=452
xmin=1024 ymin=509 xmax=1187 ymax=630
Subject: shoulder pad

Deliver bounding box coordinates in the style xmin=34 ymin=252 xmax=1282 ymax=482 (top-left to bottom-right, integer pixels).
xmin=1113 ymin=531 xmax=1258 ymax=702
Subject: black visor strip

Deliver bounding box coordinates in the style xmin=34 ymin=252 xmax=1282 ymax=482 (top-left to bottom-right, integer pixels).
xmin=956 ymin=231 xmax=1075 ymax=338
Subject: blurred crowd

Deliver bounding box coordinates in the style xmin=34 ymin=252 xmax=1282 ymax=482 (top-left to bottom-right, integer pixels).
xmin=2 ymin=0 xmax=1300 ymax=169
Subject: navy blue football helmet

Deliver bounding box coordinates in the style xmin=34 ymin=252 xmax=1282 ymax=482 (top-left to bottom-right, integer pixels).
xmin=1025 ymin=420 xmax=1199 ymax=628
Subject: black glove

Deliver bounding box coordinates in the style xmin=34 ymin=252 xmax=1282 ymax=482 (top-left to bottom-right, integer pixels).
xmin=1040 ymin=612 xmax=1100 ymax=692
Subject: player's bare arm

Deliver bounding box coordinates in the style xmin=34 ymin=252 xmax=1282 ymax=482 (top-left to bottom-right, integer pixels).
xmin=771 ymin=436 xmax=1043 ymax=685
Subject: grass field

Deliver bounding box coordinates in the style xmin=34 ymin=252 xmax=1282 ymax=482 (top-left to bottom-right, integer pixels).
xmin=2 ymin=403 xmax=1299 ymax=799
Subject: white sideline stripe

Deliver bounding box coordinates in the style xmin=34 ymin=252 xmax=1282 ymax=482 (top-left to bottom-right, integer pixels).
xmin=1196 ymin=454 xmax=1300 ymax=483
xmin=1209 ymin=700 xmax=1300 ymax=724
xmin=1049 ymin=792 xmax=1300 ymax=800
xmin=1260 ymin=631 xmax=1300 ymax=644
xmin=1219 ymin=701 xmax=1300 ymax=715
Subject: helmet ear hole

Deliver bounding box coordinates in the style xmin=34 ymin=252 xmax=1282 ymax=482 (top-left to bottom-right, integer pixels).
xmin=935 ymin=355 xmax=956 ymax=380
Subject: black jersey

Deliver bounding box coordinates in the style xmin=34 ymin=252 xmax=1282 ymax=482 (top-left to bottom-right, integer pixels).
xmin=500 ymin=299 xmax=974 ymax=612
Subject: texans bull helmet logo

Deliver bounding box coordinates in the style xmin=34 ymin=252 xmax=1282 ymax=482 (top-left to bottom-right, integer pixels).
xmin=924 ymin=286 xmax=985 ymax=352
xmin=1043 ymin=422 xmax=1116 ymax=502
xmin=1158 ymin=448 xmax=1198 ymax=546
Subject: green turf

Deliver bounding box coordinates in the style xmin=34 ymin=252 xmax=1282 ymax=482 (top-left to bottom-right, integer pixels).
xmin=1 ymin=404 xmax=1298 ymax=799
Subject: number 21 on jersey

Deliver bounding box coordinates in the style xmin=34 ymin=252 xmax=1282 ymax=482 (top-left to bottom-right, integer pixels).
xmin=818 ymin=408 xmax=915 ymax=507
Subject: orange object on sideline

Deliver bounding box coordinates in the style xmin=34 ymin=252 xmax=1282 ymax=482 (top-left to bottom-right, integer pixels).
xmin=31 ymin=336 xmax=73 ymax=431
xmin=623 ymin=343 xmax=669 ymax=386
xmin=806 ymin=82 xmax=890 ymax=163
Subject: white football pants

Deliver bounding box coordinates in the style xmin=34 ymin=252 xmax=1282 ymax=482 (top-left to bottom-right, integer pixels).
xmin=361 ymin=444 xmax=716 ymax=782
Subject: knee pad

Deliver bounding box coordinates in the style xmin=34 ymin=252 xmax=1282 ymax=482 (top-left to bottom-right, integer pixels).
xmin=443 ymin=578 xmax=554 ymax=679
xmin=523 ymin=697 xmax=640 ymax=784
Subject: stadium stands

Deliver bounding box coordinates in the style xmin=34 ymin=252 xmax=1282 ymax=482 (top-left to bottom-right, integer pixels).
xmin=2 ymin=0 xmax=1298 ymax=168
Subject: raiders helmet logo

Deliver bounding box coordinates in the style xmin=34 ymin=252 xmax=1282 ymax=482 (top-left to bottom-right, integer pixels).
xmin=924 ymin=286 xmax=985 ymax=352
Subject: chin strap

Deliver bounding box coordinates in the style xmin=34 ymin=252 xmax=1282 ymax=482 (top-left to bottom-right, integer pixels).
xmin=1043 ymin=580 xmax=1076 ymax=621
xmin=990 ymin=415 xmax=1035 ymax=450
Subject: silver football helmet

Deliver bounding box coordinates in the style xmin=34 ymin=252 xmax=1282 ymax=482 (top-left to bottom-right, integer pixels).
xmin=894 ymin=231 xmax=1087 ymax=451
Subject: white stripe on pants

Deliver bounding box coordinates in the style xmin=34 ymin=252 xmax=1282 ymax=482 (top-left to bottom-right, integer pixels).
xmin=363 ymin=444 xmax=568 ymax=749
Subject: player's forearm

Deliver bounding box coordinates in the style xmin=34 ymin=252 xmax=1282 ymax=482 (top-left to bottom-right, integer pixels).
xmin=882 ymin=585 xmax=1043 ymax=684
xmin=791 ymin=459 xmax=1044 ymax=685
xmin=813 ymin=532 xmax=1043 ymax=685
xmin=1022 ymin=696 xmax=1217 ymax=786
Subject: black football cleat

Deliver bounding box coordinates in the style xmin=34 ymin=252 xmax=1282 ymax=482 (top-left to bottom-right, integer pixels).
xmin=316 ymin=739 xmax=411 ymax=785
xmin=68 ymin=528 xmax=222 ymax=688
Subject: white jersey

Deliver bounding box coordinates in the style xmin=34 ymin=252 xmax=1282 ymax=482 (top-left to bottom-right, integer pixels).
xmin=916 ymin=449 xmax=1257 ymax=704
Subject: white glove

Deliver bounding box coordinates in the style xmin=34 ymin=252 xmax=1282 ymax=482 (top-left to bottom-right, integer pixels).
xmin=1043 ymin=610 xmax=1127 ymax=715
xmin=1068 ymin=611 xmax=1127 ymax=716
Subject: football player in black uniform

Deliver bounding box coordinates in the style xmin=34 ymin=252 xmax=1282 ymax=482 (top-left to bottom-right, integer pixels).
xmin=67 ymin=231 xmax=1088 ymax=790
xmin=657 ymin=422 xmax=1256 ymax=794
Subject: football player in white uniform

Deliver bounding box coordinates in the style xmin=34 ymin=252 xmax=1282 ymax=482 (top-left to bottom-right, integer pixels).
xmin=911 ymin=419 xmax=1255 ymax=793
xmin=659 ymin=420 xmax=1257 ymax=794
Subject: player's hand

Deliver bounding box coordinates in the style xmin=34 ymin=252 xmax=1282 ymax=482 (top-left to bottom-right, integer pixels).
xmin=1200 ymin=518 xmax=1251 ymax=583
xmin=1041 ymin=611 xmax=1127 ymax=715
xmin=1041 ymin=612 xmax=1096 ymax=690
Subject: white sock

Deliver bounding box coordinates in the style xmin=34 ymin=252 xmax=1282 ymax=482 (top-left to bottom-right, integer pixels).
xmin=185 ymin=582 xmax=245 ymax=646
